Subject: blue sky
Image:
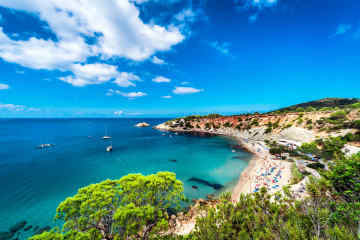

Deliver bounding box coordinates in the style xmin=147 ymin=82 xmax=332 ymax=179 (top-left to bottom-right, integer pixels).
xmin=0 ymin=0 xmax=359 ymax=118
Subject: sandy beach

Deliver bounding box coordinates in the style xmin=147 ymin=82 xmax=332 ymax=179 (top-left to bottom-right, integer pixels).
xmin=156 ymin=123 xmax=293 ymax=202
xmin=231 ymin=140 xmax=292 ymax=202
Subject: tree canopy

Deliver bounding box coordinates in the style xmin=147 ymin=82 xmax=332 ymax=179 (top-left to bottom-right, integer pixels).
xmin=30 ymin=172 xmax=185 ymax=240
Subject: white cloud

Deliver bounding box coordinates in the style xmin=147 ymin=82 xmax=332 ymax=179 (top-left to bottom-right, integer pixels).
xmin=152 ymin=76 xmax=171 ymax=83
xmin=330 ymin=24 xmax=352 ymax=38
xmin=58 ymin=64 xmax=141 ymax=87
xmin=60 ymin=63 xmax=120 ymax=87
xmin=175 ymin=9 xmax=197 ymax=23
xmin=240 ymin=0 xmax=279 ymax=9
xmin=0 ymin=83 xmax=9 ymax=90
xmin=114 ymin=72 xmax=141 ymax=88
xmin=161 ymin=95 xmax=172 ymax=99
xmin=0 ymin=102 xmax=39 ymax=112
xmin=209 ymin=41 xmax=231 ymax=56
xmin=173 ymin=86 xmax=203 ymax=95
xmin=114 ymin=110 xmax=124 ymax=115
xmin=151 ymin=56 xmax=166 ymax=65
xmin=0 ymin=0 xmax=185 ymax=85
xmin=16 ymin=70 xmax=25 ymax=74
xmin=106 ymin=89 xmax=147 ymax=99
xmin=180 ymin=81 xmax=190 ymax=85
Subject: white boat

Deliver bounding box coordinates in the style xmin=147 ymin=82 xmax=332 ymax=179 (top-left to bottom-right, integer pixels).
xmin=102 ymin=127 xmax=112 ymax=140
xmin=106 ymin=145 xmax=113 ymax=152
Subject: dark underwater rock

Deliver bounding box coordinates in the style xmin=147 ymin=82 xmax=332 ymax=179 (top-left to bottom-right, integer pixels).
xmin=192 ymin=185 xmax=199 ymax=190
xmin=188 ymin=177 xmax=224 ymax=190
xmin=24 ymin=225 xmax=32 ymax=231
xmin=0 ymin=232 xmax=14 ymax=240
xmin=169 ymin=159 xmax=177 ymax=163
xmin=36 ymin=226 xmax=51 ymax=235
xmin=9 ymin=221 xmax=27 ymax=233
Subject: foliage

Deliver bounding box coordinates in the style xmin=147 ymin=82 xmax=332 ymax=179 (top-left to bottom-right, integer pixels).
xmin=329 ymin=110 xmax=347 ymax=121
xmin=291 ymin=163 xmax=304 ymax=184
xmin=223 ymin=122 xmax=233 ymax=128
xmin=350 ymin=103 xmax=360 ymax=109
xmin=325 ymin=153 xmax=360 ymax=202
xmin=298 ymin=142 xmax=320 ymax=155
xmin=307 ymin=162 xmax=325 ymax=170
xmin=30 ymin=172 xmax=185 ymax=240
xmin=189 ymin=181 xmax=360 ymax=240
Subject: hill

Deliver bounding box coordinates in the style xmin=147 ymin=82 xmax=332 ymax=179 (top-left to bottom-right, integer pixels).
xmin=271 ymin=98 xmax=359 ymax=113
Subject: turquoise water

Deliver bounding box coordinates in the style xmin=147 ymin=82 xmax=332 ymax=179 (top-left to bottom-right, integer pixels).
xmin=0 ymin=118 xmax=251 ymax=239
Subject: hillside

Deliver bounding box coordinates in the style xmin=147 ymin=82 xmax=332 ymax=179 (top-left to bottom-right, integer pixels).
xmin=271 ymin=97 xmax=359 ymax=113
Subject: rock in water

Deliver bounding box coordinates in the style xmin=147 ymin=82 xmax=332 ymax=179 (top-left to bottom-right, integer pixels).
xmin=36 ymin=226 xmax=51 ymax=235
xmin=188 ymin=177 xmax=224 ymax=190
xmin=192 ymin=185 xmax=199 ymax=189
xmin=135 ymin=122 xmax=150 ymax=127
xmin=169 ymin=159 xmax=177 ymax=163
xmin=9 ymin=221 xmax=27 ymax=233
xmin=24 ymin=225 xmax=32 ymax=231
xmin=0 ymin=232 xmax=14 ymax=240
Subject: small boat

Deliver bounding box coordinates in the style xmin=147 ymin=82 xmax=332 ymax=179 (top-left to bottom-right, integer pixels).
xmin=102 ymin=127 xmax=112 ymax=140
xmin=36 ymin=144 xmax=54 ymax=149
xmin=106 ymin=145 xmax=113 ymax=152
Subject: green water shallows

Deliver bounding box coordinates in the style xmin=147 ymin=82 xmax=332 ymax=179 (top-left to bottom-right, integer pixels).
xmin=0 ymin=118 xmax=251 ymax=239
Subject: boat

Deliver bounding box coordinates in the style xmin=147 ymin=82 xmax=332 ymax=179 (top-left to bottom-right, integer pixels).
xmin=106 ymin=140 xmax=113 ymax=152
xmin=102 ymin=127 xmax=112 ymax=140
xmin=36 ymin=143 xmax=54 ymax=149
xmin=106 ymin=145 xmax=113 ymax=152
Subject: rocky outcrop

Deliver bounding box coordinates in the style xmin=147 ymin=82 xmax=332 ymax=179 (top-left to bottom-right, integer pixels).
xmin=135 ymin=122 xmax=150 ymax=127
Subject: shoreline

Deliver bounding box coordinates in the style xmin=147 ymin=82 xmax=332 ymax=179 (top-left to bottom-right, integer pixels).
xmin=155 ymin=123 xmax=292 ymax=202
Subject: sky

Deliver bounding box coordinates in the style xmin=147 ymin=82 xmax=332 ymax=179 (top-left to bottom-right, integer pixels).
xmin=0 ymin=0 xmax=359 ymax=118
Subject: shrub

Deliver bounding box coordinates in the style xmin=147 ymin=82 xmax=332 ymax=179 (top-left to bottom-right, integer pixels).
xmin=329 ymin=110 xmax=347 ymax=121
xmin=223 ymin=122 xmax=233 ymax=128
xmin=307 ymin=162 xmax=325 ymax=170
xmin=291 ymin=163 xmax=304 ymax=184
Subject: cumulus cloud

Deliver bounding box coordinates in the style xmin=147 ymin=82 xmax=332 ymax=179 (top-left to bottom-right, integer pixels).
xmin=0 ymin=0 xmax=185 ymax=85
xmin=330 ymin=24 xmax=352 ymax=38
xmin=152 ymin=76 xmax=171 ymax=83
xmin=173 ymin=86 xmax=203 ymax=95
xmin=209 ymin=41 xmax=231 ymax=56
xmin=114 ymin=110 xmax=124 ymax=115
xmin=106 ymin=89 xmax=147 ymax=99
xmin=0 ymin=83 xmax=9 ymax=90
xmin=161 ymin=95 xmax=172 ymax=99
xmin=58 ymin=64 xmax=141 ymax=87
xmin=114 ymin=72 xmax=141 ymax=88
xmin=151 ymin=56 xmax=166 ymax=65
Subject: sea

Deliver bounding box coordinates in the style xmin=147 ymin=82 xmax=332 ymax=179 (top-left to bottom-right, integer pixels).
xmin=0 ymin=118 xmax=251 ymax=239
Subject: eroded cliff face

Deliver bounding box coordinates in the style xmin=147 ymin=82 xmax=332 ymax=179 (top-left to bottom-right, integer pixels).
xmin=157 ymin=109 xmax=360 ymax=146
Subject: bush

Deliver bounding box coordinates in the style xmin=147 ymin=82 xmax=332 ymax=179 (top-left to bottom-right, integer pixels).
xmin=329 ymin=110 xmax=347 ymax=121
xmin=307 ymin=162 xmax=325 ymax=170
xmin=291 ymin=163 xmax=304 ymax=184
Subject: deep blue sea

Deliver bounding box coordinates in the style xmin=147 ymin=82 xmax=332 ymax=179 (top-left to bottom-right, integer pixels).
xmin=0 ymin=118 xmax=251 ymax=239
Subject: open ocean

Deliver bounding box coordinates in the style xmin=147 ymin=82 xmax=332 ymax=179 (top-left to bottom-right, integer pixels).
xmin=0 ymin=118 xmax=251 ymax=239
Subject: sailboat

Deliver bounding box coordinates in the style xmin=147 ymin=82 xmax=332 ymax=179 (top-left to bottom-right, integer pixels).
xmin=102 ymin=127 xmax=112 ymax=140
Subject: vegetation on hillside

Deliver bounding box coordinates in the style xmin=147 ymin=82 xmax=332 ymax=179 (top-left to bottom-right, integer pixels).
xmin=29 ymin=152 xmax=360 ymax=240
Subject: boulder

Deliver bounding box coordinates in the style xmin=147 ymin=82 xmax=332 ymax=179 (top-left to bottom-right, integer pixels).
xmin=135 ymin=122 xmax=150 ymax=127
xmin=9 ymin=221 xmax=27 ymax=233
